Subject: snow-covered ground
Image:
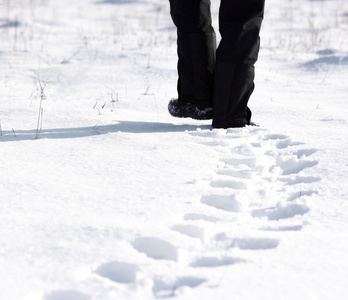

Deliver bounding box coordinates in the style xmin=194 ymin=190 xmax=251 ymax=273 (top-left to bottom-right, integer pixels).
xmin=1 ymin=0 xmax=348 ymax=299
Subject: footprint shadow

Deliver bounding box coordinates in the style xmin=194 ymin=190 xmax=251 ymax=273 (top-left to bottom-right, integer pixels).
xmin=260 ymin=225 xmax=303 ymax=232
xmin=294 ymin=149 xmax=318 ymax=158
xmin=287 ymin=190 xmax=318 ymax=201
xmin=265 ymin=134 xmax=289 ymax=140
xmin=252 ymin=203 xmax=310 ymax=220
xmin=131 ymin=237 xmax=178 ymax=261
xmin=201 ymin=194 xmax=243 ymax=212
xmin=171 ymin=224 xmax=205 ymax=241
xmin=190 ymin=256 xmax=245 ymax=268
xmin=153 ymin=277 xmax=206 ymax=298
xmin=276 ymin=139 xmax=304 ymax=149
xmin=45 ymin=290 xmax=90 ymax=300
xmin=184 ymin=213 xmax=221 ymax=222
xmin=231 ymin=237 xmax=279 ymax=250
xmin=217 ymin=168 xmax=255 ymax=179
xmin=95 ymin=261 xmax=139 ymax=284
xmin=222 ymin=157 xmax=256 ymax=167
xmin=277 ymin=158 xmax=318 ymax=175
xmin=281 ymin=176 xmax=321 ymax=186
xmin=210 ymin=179 xmax=247 ymax=190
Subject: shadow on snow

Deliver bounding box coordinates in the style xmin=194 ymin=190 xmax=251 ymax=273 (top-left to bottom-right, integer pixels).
xmin=300 ymin=55 xmax=348 ymax=71
xmin=0 ymin=20 xmax=21 ymax=29
xmin=0 ymin=121 xmax=211 ymax=142
xmin=94 ymin=0 xmax=146 ymax=5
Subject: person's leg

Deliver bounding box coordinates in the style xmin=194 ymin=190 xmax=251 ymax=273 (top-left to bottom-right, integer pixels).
xmin=212 ymin=0 xmax=265 ymax=128
xmin=169 ymin=0 xmax=216 ymax=106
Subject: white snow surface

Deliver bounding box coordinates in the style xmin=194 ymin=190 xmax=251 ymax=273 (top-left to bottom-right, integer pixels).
xmin=1 ymin=0 xmax=348 ymax=299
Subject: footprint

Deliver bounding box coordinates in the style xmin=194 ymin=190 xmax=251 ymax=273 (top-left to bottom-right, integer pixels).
xmin=171 ymin=224 xmax=205 ymax=240
xmin=287 ymin=190 xmax=318 ymax=201
xmin=265 ymin=134 xmax=288 ymax=140
xmin=222 ymin=157 xmax=256 ymax=167
xmin=95 ymin=261 xmax=138 ymax=284
xmin=231 ymin=143 xmax=260 ymax=156
xmin=260 ymin=225 xmax=303 ymax=232
xmin=153 ymin=276 xmax=206 ymax=298
xmin=201 ymin=194 xmax=243 ymax=212
xmin=276 ymin=139 xmax=304 ymax=149
xmin=251 ymin=142 xmax=262 ymax=148
xmin=190 ymin=256 xmax=245 ymax=268
xmin=189 ymin=130 xmax=222 ymax=138
xmin=184 ymin=213 xmax=220 ymax=222
xmin=210 ymin=179 xmax=247 ymax=190
xmin=231 ymin=238 xmax=279 ymax=250
xmin=131 ymin=237 xmax=178 ymax=261
xmin=252 ymin=203 xmax=310 ymax=220
xmin=276 ymin=157 xmax=318 ymax=175
xmin=281 ymin=176 xmax=321 ymax=186
xmin=216 ymin=168 xmax=255 ymax=179
xmin=294 ymin=149 xmax=318 ymax=158
xmin=45 ymin=290 xmax=90 ymax=300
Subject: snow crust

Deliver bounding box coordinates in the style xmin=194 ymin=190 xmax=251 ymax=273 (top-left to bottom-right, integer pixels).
xmin=1 ymin=0 xmax=348 ymax=299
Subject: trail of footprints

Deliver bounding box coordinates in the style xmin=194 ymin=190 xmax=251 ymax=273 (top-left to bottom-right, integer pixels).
xmin=47 ymin=127 xmax=320 ymax=299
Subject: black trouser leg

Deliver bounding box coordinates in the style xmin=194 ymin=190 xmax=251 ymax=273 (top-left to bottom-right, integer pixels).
xmin=169 ymin=0 xmax=216 ymax=104
xmin=212 ymin=0 xmax=265 ymax=128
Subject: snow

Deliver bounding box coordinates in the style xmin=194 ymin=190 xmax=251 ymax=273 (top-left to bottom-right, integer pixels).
xmin=1 ymin=0 xmax=348 ymax=299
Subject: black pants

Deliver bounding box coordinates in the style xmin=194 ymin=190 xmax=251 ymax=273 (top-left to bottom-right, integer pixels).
xmin=169 ymin=0 xmax=265 ymax=128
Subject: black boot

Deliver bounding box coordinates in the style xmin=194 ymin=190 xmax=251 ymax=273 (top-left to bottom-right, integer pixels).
xmin=168 ymin=99 xmax=213 ymax=120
